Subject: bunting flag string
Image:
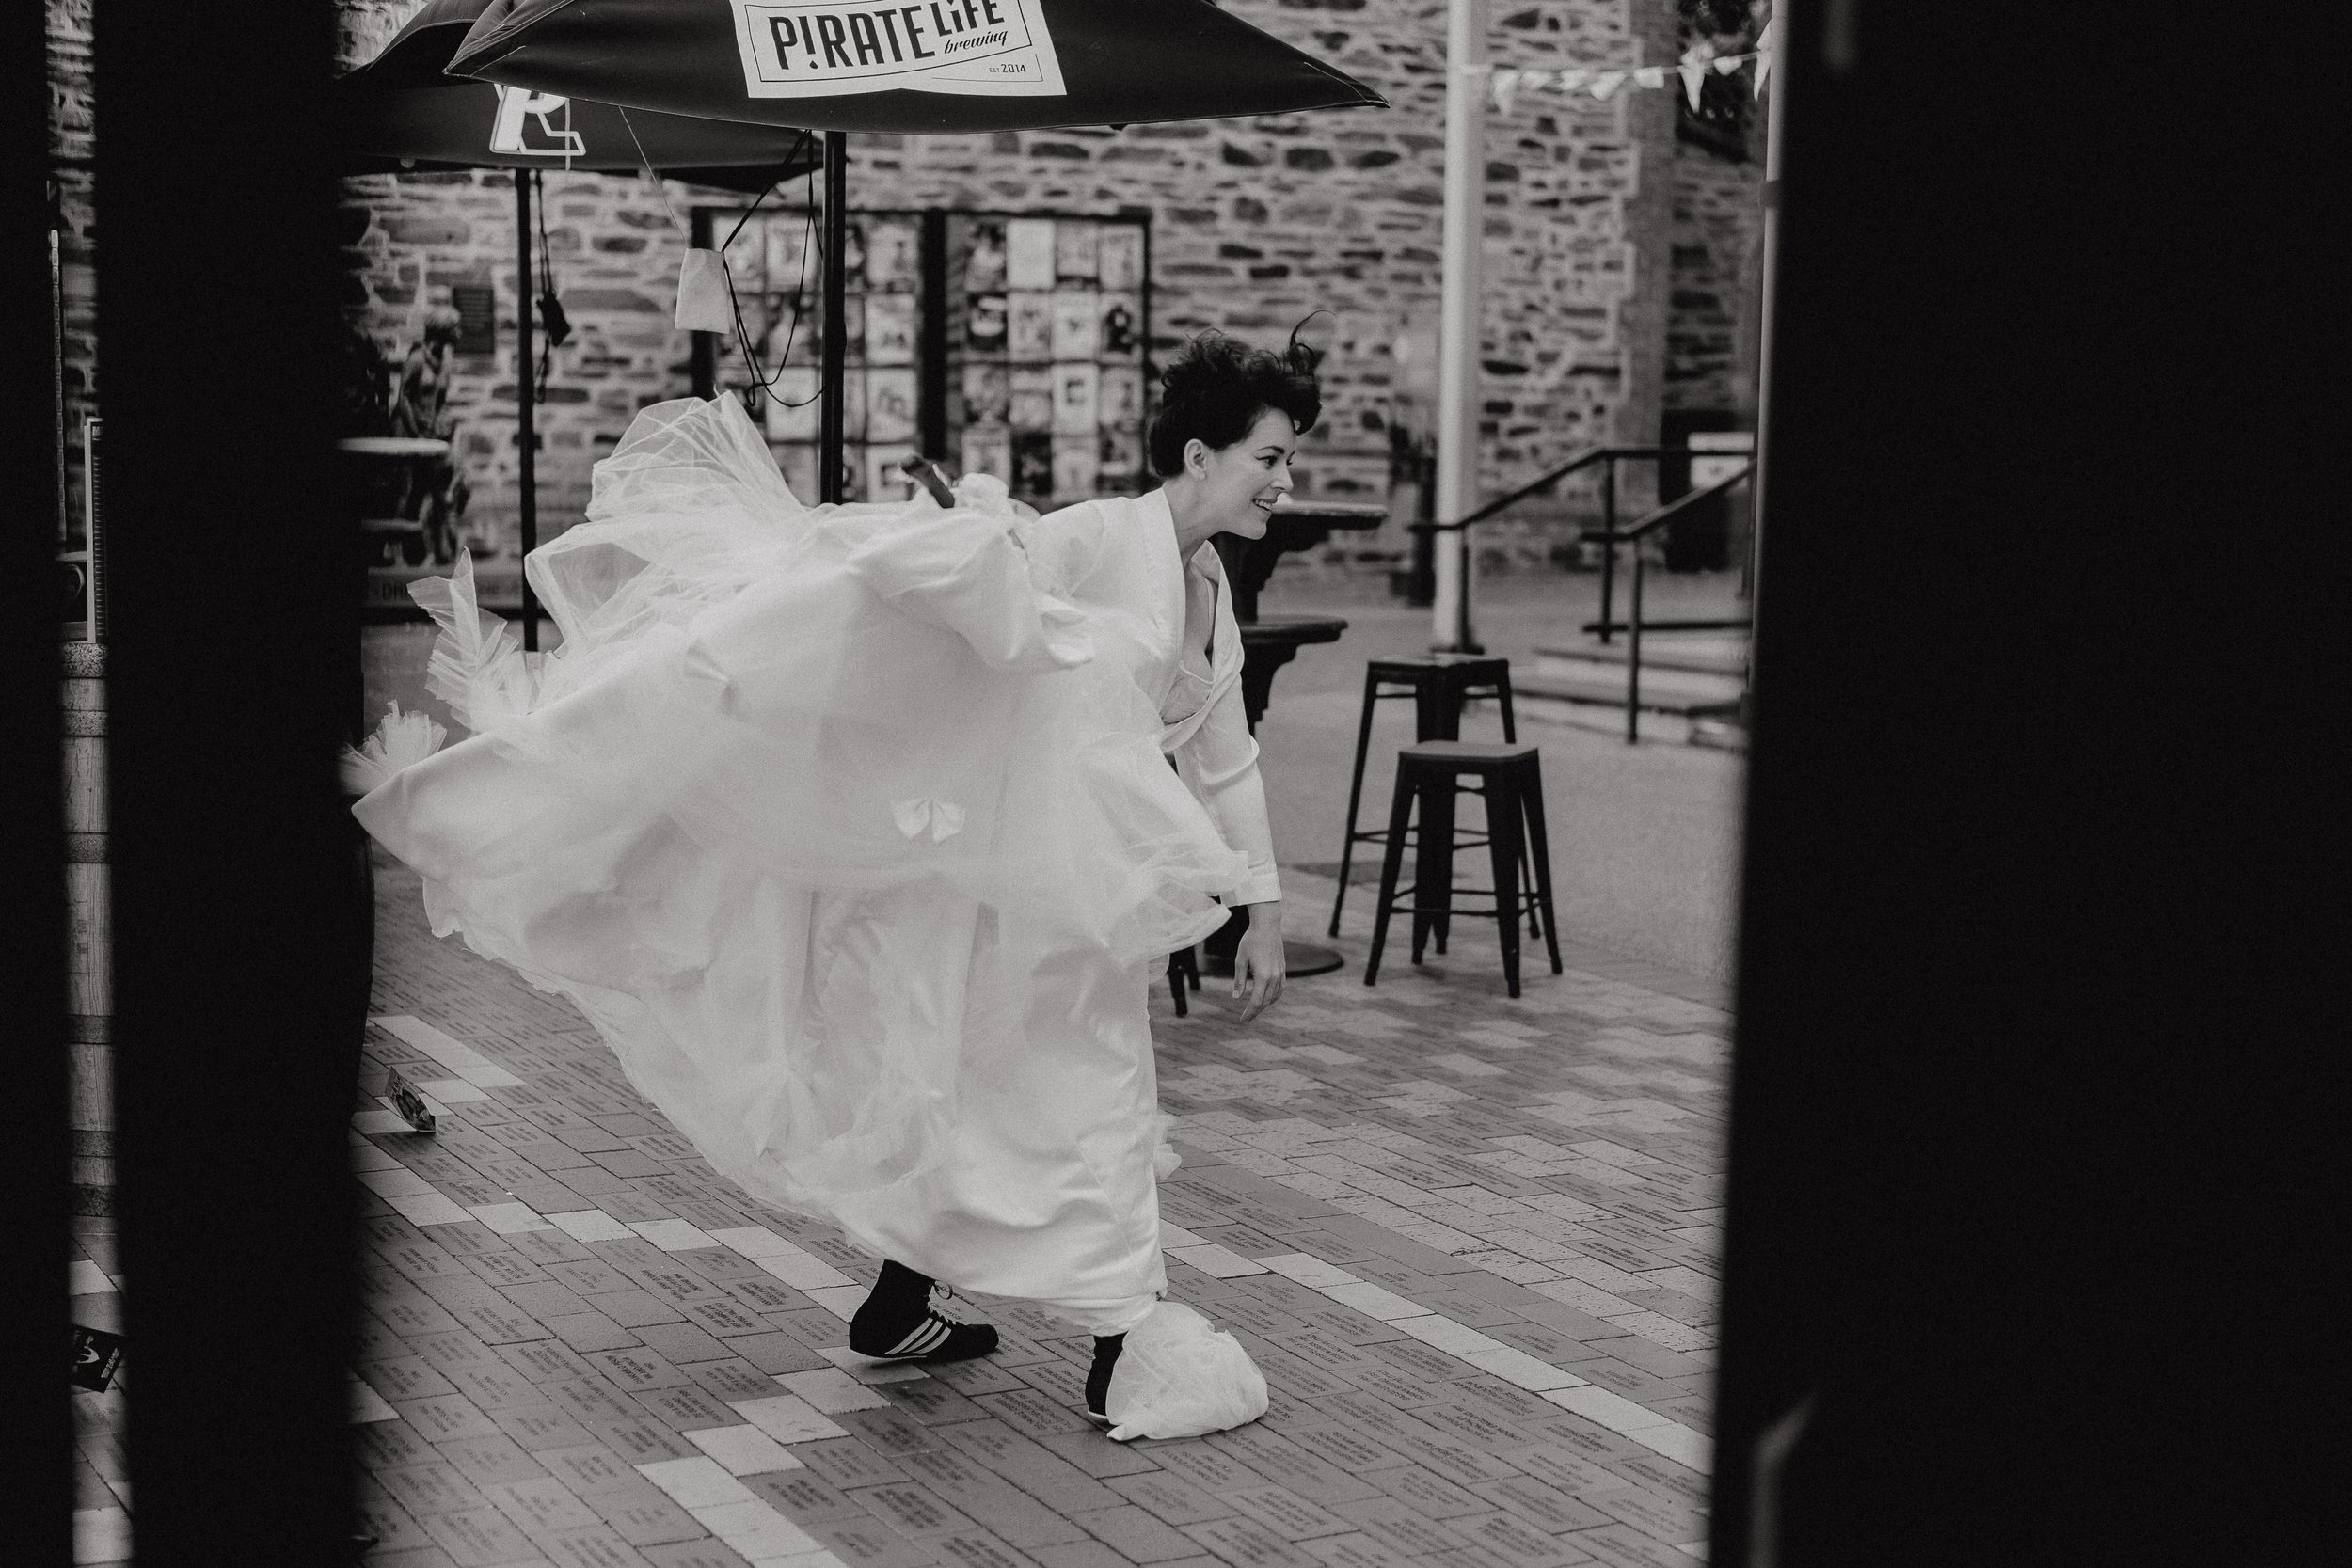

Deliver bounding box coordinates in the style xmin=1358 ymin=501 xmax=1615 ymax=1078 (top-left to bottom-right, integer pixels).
xmin=1484 ymin=19 xmax=1773 ymax=114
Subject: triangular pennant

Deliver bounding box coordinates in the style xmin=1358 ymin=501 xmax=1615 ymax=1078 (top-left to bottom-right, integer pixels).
xmin=1714 ymin=54 xmax=1744 ymax=74
xmin=1519 ymin=69 xmax=1554 ymax=94
xmin=1679 ymin=62 xmax=1707 ymax=110
xmin=1632 ymin=66 xmax=1668 ymax=90
xmin=1589 ymin=70 xmax=1628 ymax=100
xmin=1554 ymin=67 xmax=1592 ymax=93
xmin=1490 ymin=67 xmax=1522 ymax=116
xmin=1755 ymin=51 xmax=1771 ymax=96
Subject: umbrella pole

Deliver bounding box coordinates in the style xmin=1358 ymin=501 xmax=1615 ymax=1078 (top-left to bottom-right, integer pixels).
xmin=819 ymin=130 xmax=847 ymax=504
xmin=516 ymin=169 xmax=540 ymax=651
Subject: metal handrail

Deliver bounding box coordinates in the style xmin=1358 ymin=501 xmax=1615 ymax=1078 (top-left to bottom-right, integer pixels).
xmin=1577 ymin=462 xmax=1754 ymax=743
xmin=1411 ymin=446 xmax=1684 ymax=535
xmin=1403 ymin=446 xmax=1687 ymax=649
xmin=1578 ymin=461 xmax=1754 ymax=544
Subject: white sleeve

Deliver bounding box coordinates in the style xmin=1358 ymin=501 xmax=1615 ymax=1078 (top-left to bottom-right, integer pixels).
xmin=1172 ymin=617 xmax=1282 ymax=906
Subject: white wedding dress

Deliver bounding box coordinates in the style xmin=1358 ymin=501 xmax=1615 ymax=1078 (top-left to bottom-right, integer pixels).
xmin=355 ymin=395 xmax=1279 ymax=1369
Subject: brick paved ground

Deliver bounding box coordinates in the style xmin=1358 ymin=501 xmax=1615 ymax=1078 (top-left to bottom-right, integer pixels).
xmin=69 ymin=848 xmax=1729 ymax=1568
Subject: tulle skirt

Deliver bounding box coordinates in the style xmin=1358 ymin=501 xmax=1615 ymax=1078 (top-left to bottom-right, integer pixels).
xmin=356 ymin=398 xmax=1245 ymax=1328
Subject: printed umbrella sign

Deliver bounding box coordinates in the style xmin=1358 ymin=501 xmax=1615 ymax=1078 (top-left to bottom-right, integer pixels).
xmin=446 ymin=0 xmax=1384 ymax=132
xmin=733 ymin=0 xmax=1067 ymax=101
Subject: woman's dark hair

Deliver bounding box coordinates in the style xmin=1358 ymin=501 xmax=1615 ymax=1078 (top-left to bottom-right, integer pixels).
xmin=1147 ymin=327 xmax=1324 ymax=478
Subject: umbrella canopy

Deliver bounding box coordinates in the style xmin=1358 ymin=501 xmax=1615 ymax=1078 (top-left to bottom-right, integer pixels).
xmin=340 ymin=0 xmax=822 ymax=190
xmin=443 ymin=0 xmax=1385 ymax=509
xmin=336 ymin=86 xmax=820 ymax=193
xmin=444 ymin=0 xmax=1386 ymax=133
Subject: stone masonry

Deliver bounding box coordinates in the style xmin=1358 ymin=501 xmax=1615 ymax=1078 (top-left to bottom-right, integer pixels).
xmin=49 ymin=2 xmax=1764 ymax=574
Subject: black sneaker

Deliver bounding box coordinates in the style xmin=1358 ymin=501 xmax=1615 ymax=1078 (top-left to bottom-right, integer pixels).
xmin=1084 ymin=1333 xmax=1125 ymax=1425
xmin=848 ymin=1260 xmax=999 ymax=1362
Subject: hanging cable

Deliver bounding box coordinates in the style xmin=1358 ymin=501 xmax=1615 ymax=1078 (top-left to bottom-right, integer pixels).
xmin=534 ymin=171 xmax=570 ymax=399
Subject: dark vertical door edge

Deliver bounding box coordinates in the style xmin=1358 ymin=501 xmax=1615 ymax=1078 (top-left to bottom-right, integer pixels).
xmin=96 ymin=0 xmax=362 ymax=1560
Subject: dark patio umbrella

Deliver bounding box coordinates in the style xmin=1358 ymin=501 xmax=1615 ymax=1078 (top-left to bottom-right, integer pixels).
xmin=340 ymin=0 xmax=823 ymax=646
xmin=442 ymin=0 xmax=1385 ymax=501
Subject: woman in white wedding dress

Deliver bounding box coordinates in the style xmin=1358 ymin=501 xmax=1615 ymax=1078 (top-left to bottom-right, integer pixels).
xmin=350 ymin=333 xmax=1317 ymax=1437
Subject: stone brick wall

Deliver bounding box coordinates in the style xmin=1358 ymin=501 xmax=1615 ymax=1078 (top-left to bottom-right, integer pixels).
xmin=841 ymin=0 xmax=1687 ymax=574
xmin=53 ymin=0 xmax=1716 ymax=574
xmin=340 ymin=167 xmax=701 ymax=544
xmin=1666 ymin=116 xmax=1766 ymax=421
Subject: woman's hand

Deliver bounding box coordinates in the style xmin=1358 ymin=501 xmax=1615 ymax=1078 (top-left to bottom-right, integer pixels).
xmin=1232 ymin=901 xmax=1287 ymax=1023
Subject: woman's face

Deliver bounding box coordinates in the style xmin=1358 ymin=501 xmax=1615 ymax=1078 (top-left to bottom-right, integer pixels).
xmin=1186 ymin=406 xmax=1298 ymax=540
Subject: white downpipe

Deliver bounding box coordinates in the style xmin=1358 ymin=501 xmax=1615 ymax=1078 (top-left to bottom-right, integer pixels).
xmin=1433 ymin=0 xmax=1486 ymax=652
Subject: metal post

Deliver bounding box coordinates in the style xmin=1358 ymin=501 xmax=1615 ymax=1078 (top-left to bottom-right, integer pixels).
xmin=1432 ymin=0 xmax=1486 ymax=653
xmin=819 ymin=130 xmax=848 ymax=504
xmin=516 ymin=170 xmax=539 ymax=651
xmin=1627 ymin=545 xmax=1645 ymax=744
xmin=1597 ymin=457 xmax=1617 ymax=643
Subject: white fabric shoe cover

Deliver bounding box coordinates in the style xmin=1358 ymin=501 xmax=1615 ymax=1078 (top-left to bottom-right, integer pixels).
xmin=1104 ymin=1301 xmax=1268 ymax=1441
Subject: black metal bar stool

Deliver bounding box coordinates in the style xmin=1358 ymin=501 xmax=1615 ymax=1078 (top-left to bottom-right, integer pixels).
xmin=1364 ymin=741 xmax=1562 ymax=999
xmin=1330 ymin=656 xmax=1518 ymax=935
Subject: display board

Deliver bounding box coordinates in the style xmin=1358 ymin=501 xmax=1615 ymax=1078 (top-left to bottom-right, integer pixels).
xmin=692 ymin=206 xmax=1151 ymax=508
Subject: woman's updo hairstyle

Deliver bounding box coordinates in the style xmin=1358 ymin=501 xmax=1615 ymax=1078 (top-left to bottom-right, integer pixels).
xmin=1147 ymin=324 xmax=1324 ymax=478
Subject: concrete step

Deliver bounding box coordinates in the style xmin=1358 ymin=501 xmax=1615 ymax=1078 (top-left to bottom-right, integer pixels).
xmin=1534 ymin=630 xmax=1749 ymax=680
xmin=1515 ymin=668 xmax=1745 ymax=716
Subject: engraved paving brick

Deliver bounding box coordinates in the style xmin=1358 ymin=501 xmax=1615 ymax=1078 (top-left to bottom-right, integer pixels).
xmin=794 ymin=1437 xmax=911 ymax=1491
xmin=857 ymin=1475 xmax=977 ymax=1533
xmin=1561 ymin=1526 xmax=1691 ymax=1568
xmin=1223 ymin=1487 xmax=1351 ymax=1542
xmin=1451 ymin=1511 xmax=1595 ymax=1568
xmin=742 ymin=1467 xmax=868 ymax=1523
xmin=1581 ymin=1489 xmax=1702 ymax=1546
xmin=1302 ymin=1534 xmax=1416 ymax=1568
xmin=683 ymin=1358 xmax=793 ymax=1402
xmin=483 ymin=1476 xmax=606 ymax=1533
xmin=933 ymin=1530 xmax=1047 ymax=1568
xmin=594 ymin=1490 xmax=710 ymax=1549
xmin=631 ymin=1322 xmax=734 ymax=1364
xmin=365 ymin=1355 xmax=460 ymax=1403
xmin=586 ymin=1348 xmax=692 ymax=1392
xmin=437 ymin=1433 xmax=554 ymax=1489
xmin=1104 ymin=1471 xmax=1238 ymax=1527
xmin=940 ymin=1421 xmax=1124 ymax=1512
xmin=1182 ymin=1515 xmax=1322 ymax=1568
xmin=398 ymin=1394 xmax=503 ymax=1444
xmin=803 ymin=1514 xmax=944 ymax=1568
xmin=835 ymin=1404 xmax=949 ymax=1457
xmin=634 ymin=1383 xmax=743 ymax=1432
xmin=421 ymin=1502 xmax=547 ymax=1566
xmin=1369 ymin=1465 xmax=1491 ymax=1520
xmin=497 ymin=1405 xmax=602 ymax=1453
xmin=1209 ymin=1428 xmax=1386 ymax=1506
xmin=354 ymin=1490 xmax=441 ymax=1555
xmin=1470 ymin=1479 xmax=1611 ymax=1535
xmin=1076 ymin=1505 xmax=1213 ymax=1563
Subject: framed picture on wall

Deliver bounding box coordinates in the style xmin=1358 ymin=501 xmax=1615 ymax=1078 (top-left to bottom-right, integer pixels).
xmin=693 ymin=205 xmax=1151 ymax=509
